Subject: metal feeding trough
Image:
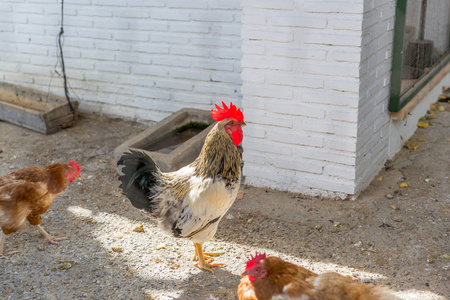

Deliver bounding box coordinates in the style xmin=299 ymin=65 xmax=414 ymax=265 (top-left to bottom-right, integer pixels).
xmin=114 ymin=108 xmax=214 ymax=172
xmin=0 ymin=82 xmax=78 ymax=134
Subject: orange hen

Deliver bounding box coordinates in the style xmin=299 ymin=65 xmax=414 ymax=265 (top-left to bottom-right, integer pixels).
xmin=0 ymin=161 xmax=81 ymax=258
xmin=238 ymin=253 xmax=399 ymax=300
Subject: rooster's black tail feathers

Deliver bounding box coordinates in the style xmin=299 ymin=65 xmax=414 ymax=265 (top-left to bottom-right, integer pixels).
xmin=117 ymin=149 xmax=160 ymax=212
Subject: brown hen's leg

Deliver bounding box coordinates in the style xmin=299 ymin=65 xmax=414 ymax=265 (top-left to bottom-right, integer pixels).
xmin=0 ymin=230 xmax=18 ymax=259
xmin=193 ymin=242 xmax=226 ymax=274
xmin=35 ymin=225 xmax=68 ymax=244
xmin=191 ymin=242 xmax=224 ymax=261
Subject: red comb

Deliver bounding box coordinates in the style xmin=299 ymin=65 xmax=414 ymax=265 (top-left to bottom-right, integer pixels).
xmin=211 ymin=101 xmax=244 ymax=122
xmin=69 ymin=160 xmax=81 ymax=174
xmin=245 ymin=252 xmax=266 ymax=270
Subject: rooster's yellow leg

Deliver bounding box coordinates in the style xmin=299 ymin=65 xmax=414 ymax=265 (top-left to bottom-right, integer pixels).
xmin=193 ymin=242 xmax=226 ymax=274
xmin=35 ymin=225 xmax=68 ymax=244
xmin=191 ymin=242 xmax=224 ymax=261
xmin=0 ymin=230 xmax=18 ymax=259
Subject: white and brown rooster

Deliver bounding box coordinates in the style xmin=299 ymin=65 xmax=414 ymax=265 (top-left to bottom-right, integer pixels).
xmin=117 ymin=102 xmax=245 ymax=273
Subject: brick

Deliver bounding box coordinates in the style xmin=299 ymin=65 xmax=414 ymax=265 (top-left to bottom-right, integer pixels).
xmin=151 ymin=33 xmax=189 ymax=44
xmin=133 ymin=65 xmax=168 ymax=77
xmin=133 ymin=88 xmax=171 ymax=100
xmin=170 ymin=24 xmax=210 ymax=34
xmin=96 ymin=62 xmax=130 ymax=74
xmin=192 ymin=38 xmax=232 ymax=47
xmin=114 ymin=9 xmax=150 ymax=18
xmin=268 ymin=128 xmax=324 ymax=147
xmin=330 ymin=110 xmax=358 ymax=123
xmin=270 ymin=47 xmax=327 ymax=60
xmin=96 ymin=41 xmax=131 ymax=52
xmin=153 ymin=57 xmax=190 ymax=68
xmin=171 ymin=69 xmax=210 ymax=81
xmin=113 ymin=31 xmax=149 ymax=42
xmin=211 ymin=72 xmax=241 ymax=84
xmin=211 ymin=49 xmax=241 ymax=59
xmin=242 ymin=29 xmax=293 ymax=42
xmin=242 ymin=84 xmax=293 ymax=99
xmin=195 ymin=82 xmax=238 ymax=96
xmin=95 ymin=20 xmax=129 ymax=30
xmin=28 ymin=15 xmax=60 ymax=26
xmin=166 ymin=0 xmax=207 ymax=9
xmin=94 ymin=0 xmax=127 ymax=6
xmin=191 ymin=12 xmax=234 ymax=22
xmin=77 ymin=7 xmax=113 ymax=17
xmin=131 ymin=22 xmax=168 ymax=31
xmin=270 ymin=17 xmax=327 ymax=29
xmin=331 ymin=51 xmax=361 ymax=63
xmin=151 ymin=10 xmax=190 ymax=21
xmin=16 ymin=4 xmax=43 ymax=13
xmin=327 ymin=138 xmax=357 ymax=152
xmin=242 ymin=0 xmax=294 ymax=10
xmin=128 ymin=0 xmax=165 ymax=7
xmin=266 ymin=74 xmax=324 ymax=89
xmin=77 ymin=29 xmax=112 ymax=40
xmin=303 ymin=33 xmax=361 ymax=47
xmin=244 ymin=111 xmax=293 ymax=128
xmin=132 ymin=44 xmax=169 ymax=54
xmin=241 ymin=70 xmax=264 ymax=83
xmin=327 ymin=78 xmax=360 ymax=93
xmin=115 ymin=53 xmax=149 ymax=64
xmin=191 ymin=60 xmax=234 ymax=71
xmin=241 ymin=14 xmax=266 ymax=26
xmin=304 ymin=2 xmax=363 ymax=14
xmin=333 ymin=19 xmax=363 ymax=31
xmin=241 ymin=59 xmax=291 ymax=71
xmin=269 ymin=103 xmax=325 ymax=119
xmin=209 ymin=1 xmax=240 ymax=10
xmin=155 ymin=79 xmax=193 ymax=91
xmin=171 ymin=47 xmax=210 ymax=57
xmin=244 ymin=138 xmax=292 ymax=155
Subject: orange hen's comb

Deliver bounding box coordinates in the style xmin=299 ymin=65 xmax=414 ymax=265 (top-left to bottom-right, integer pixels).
xmin=211 ymin=101 xmax=244 ymax=122
xmin=245 ymin=252 xmax=266 ymax=270
xmin=69 ymin=160 xmax=81 ymax=175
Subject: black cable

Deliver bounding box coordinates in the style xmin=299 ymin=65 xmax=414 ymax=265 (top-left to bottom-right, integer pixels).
xmin=58 ymin=0 xmax=74 ymax=113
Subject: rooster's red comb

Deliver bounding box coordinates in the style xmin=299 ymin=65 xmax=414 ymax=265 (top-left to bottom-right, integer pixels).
xmin=245 ymin=252 xmax=266 ymax=270
xmin=211 ymin=101 xmax=244 ymax=122
xmin=69 ymin=160 xmax=81 ymax=174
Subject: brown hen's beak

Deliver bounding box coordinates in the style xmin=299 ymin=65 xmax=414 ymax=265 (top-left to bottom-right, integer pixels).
xmin=240 ymin=122 xmax=247 ymax=127
xmin=77 ymin=175 xmax=82 ymax=180
xmin=241 ymin=270 xmax=249 ymax=277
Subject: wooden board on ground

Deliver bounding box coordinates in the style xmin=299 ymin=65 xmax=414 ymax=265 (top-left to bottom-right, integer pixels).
xmin=0 ymin=82 xmax=78 ymax=134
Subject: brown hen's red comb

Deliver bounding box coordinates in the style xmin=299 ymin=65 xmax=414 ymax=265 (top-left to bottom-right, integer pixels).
xmin=69 ymin=160 xmax=81 ymax=174
xmin=245 ymin=252 xmax=266 ymax=270
xmin=211 ymin=101 xmax=244 ymax=122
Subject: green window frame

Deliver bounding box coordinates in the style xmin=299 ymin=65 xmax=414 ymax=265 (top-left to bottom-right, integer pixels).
xmin=389 ymin=0 xmax=450 ymax=113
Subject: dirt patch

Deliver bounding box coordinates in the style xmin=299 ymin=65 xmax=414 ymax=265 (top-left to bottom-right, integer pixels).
xmin=0 ymin=104 xmax=448 ymax=299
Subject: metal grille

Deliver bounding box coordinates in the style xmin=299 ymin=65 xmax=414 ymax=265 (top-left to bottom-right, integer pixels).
xmin=401 ymin=0 xmax=450 ymax=94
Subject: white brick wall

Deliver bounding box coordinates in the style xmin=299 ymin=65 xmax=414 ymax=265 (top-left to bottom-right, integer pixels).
xmin=0 ymin=0 xmax=242 ymax=123
xmin=241 ymin=0 xmax=363 ymax=198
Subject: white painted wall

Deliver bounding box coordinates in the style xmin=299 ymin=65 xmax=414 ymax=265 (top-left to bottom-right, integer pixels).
xmin=241 ymin=0 xmax=363 ymax=198
xmin=1 ymin=0 xmax=447 ymax=198
xmin=355 ymin=0 xmax=396 ymax=193
xmin=0 ymin=0 xmax=242 ymax=123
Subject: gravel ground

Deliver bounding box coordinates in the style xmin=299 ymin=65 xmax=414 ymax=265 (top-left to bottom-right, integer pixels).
xmin=0 ymin=104 xmax=449 ymax=300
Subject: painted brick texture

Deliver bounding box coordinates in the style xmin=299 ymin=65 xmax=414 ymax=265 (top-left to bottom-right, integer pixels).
xmin=241 ymin=0 xmax=363 ymax=197
xmin=355 ymin=0 xmax=396 ymax=192
xmin=0 ymin=0 xmax=242 ymax=123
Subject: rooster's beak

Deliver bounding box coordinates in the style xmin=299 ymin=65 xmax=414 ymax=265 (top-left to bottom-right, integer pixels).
xmin=240 ymin=122 xmax=247 ymax=127
xmin=241 ymin=270 xmax=249 ymax=277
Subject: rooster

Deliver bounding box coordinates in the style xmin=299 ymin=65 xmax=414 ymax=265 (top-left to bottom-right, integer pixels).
xmin=118 ymin=102 xmax=245 ymax=273
xmin=238 ymin=253 xmax=399 ymax=300
xmin=0 ymin=160 xmax=81 ymax=259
